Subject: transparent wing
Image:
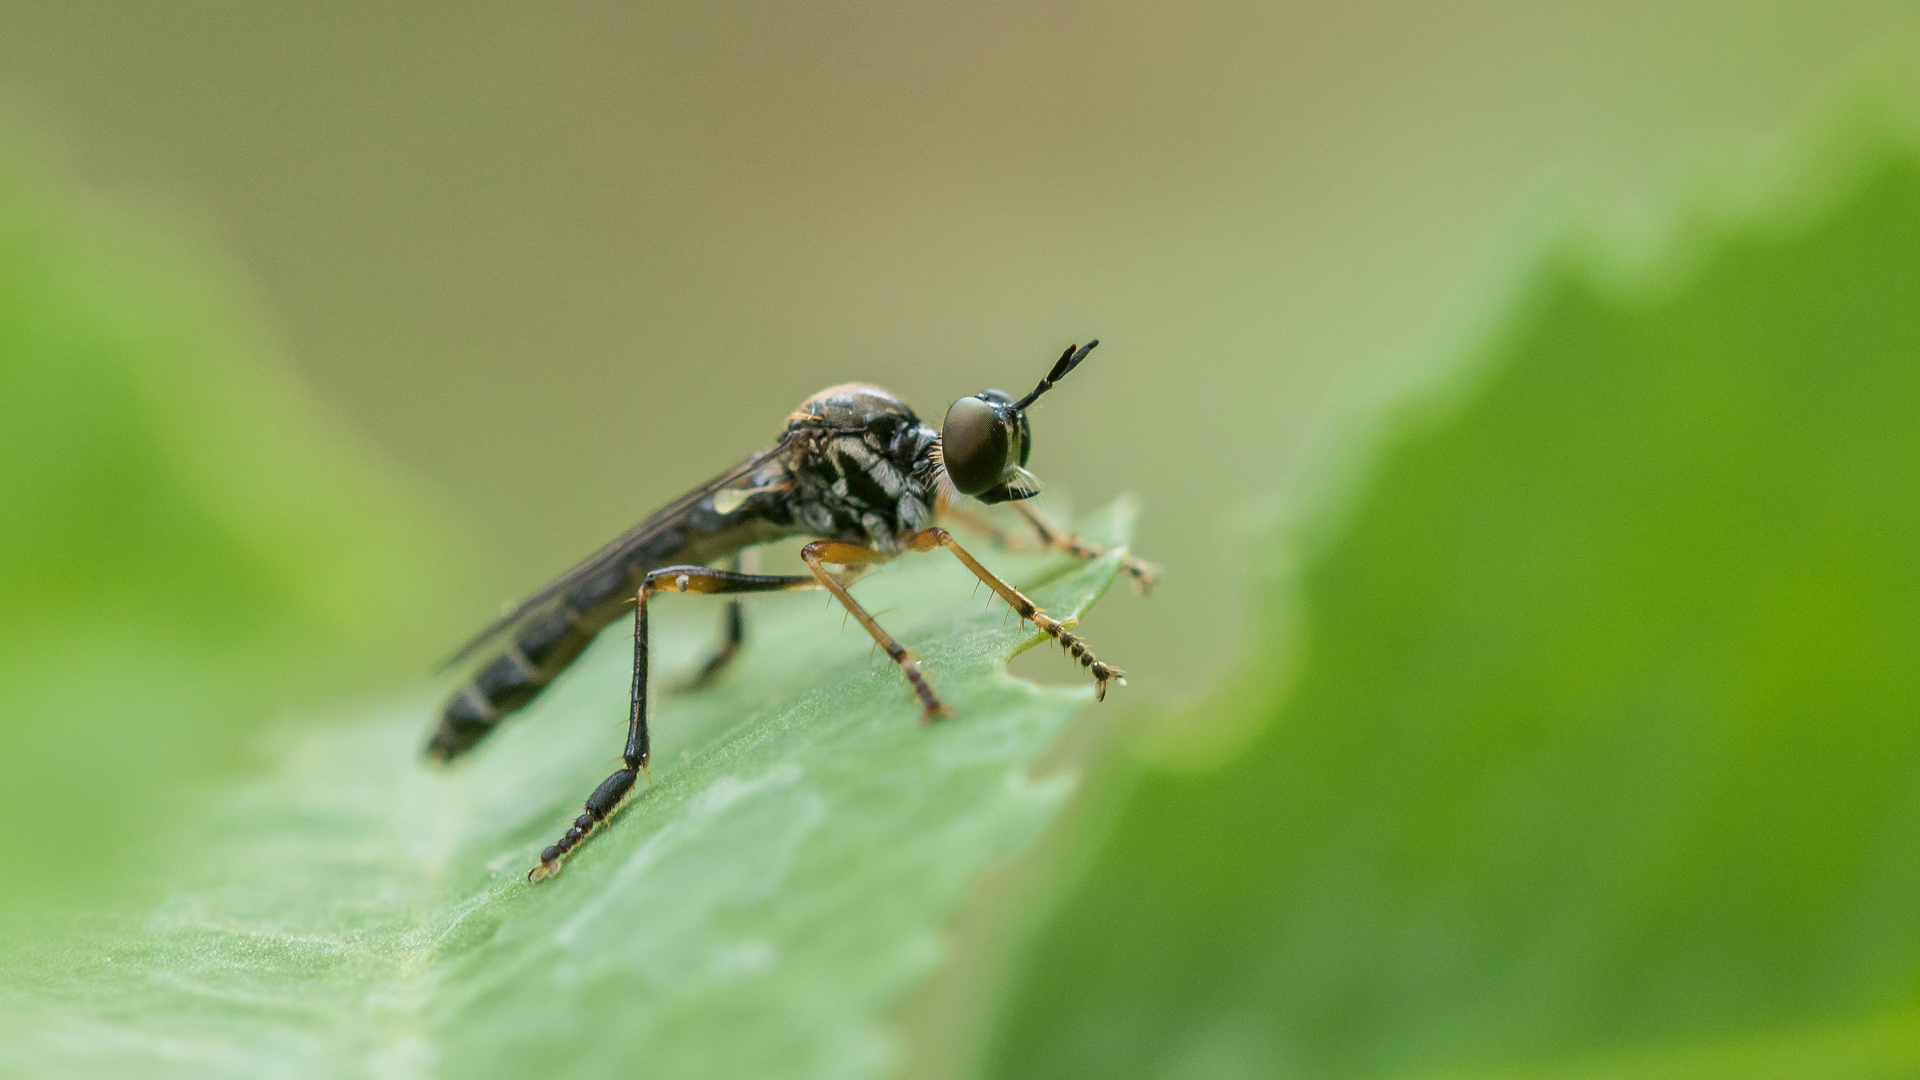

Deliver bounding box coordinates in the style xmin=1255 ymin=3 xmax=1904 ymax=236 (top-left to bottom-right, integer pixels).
xmin=436 ymin=433 xmax=800 ymax=672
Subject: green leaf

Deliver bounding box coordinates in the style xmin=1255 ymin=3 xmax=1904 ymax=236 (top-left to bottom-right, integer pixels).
xmin=0 ymin=500 xmax=1137 ymax=1080
xmin=984 ymin=125 xmax=1920 ymax=1078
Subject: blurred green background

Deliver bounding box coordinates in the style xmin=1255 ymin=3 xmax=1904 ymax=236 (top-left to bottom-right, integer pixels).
xmin=8 ymin=4 xmax=1920 ymax=1079
xmin=4 ymin=2 xmax=1918 ymax=691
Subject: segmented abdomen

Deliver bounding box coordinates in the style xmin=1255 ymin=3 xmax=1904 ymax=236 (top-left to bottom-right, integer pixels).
xmin=427 ymin=497 xmax=793 ymax=763
xmin=428 ymin=559 xmax=644 ymax=761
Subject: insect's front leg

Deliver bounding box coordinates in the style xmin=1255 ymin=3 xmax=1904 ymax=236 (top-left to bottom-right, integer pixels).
xmin=937 ymin=505 xmax=1032 ymax=551
xmin=908 ymin=528 xmax=1127 ymax=699
xmin=1009 ymin=502 xmax=1159 ymax=595
xmin=529 ymin=563 xmax=819 ymax=883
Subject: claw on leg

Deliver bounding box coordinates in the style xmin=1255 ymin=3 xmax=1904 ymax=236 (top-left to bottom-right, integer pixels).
xmin=530 ymin=765 xmax=639 ymax=882
xmin=1031 ymin=611 xmax=1126 ymax=700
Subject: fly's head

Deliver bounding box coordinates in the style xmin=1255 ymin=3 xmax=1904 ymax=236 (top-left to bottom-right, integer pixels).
xmin=939 ymin=340 xmax=1097 ymax=504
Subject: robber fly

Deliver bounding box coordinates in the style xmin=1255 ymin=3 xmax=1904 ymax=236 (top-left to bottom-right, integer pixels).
xmin=428 ymin=341 xmax=1154 ymax=882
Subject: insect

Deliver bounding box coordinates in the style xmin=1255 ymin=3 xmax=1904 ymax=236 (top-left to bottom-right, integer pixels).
xmin=427 ymin=340 xmax=1155 ymax=881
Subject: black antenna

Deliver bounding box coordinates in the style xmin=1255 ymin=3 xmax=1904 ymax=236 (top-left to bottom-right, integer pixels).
xmin=1013 ymin=339 xmax=1098 ymax=411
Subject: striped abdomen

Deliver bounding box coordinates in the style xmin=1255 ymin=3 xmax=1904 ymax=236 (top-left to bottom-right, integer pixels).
xmin=428 ymin=495 xmax=793 ymax=763
xmin=428 ymin=560 xmax=639 ymax=761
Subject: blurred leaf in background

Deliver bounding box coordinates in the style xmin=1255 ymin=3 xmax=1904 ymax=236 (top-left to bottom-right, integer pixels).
xmin=0 ymin=135 xmax=447 ymax=908
xmin=8 ymin=3 xmax=1918 ymax=700
xmin=984 ymin=110 xmax=1920 ymax=1080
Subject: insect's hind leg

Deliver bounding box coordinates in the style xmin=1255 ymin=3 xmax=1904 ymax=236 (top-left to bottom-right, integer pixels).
xmin=677 ymin=550 xmax=757 ymax=692
xmin=529 ymin=563 xmax=819 ymax=883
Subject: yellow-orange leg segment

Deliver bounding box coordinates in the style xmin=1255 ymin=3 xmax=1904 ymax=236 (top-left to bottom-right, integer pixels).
xmin=1009 ymin=502 xmax=1159 ymax=595
xmin=908 ymin=528 xmax=1127 ymax=700
xmin=676 ymin=550 xmax=759 ymax=693
xmin=801 ymin=540 xmax=948 ymax=721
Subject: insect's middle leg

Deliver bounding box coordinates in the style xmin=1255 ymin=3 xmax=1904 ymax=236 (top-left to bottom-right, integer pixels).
xmin=800 ymin=540 xmax=947 ymax=721
xmin=528 ymin=563 xmax=819 ymax=883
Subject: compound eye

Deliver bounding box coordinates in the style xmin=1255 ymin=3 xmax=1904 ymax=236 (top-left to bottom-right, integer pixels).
xmin=942 ymin=395 xmax=1013 ymax=495
xmin=974 ymin=388 xmax=1032 ymax=468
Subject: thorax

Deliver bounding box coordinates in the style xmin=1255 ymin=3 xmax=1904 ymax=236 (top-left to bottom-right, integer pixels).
xmin=779 ymin=383 xmax=941 ymax=550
